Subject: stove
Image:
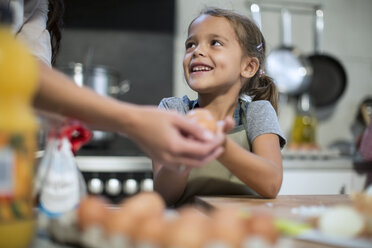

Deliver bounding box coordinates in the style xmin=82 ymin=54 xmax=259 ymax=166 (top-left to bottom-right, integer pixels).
xmin=76 ymin=156 xmax=153 ymax=203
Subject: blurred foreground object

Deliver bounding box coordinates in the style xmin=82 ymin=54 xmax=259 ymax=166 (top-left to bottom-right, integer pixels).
xmin=0 ymin=4 xmax=39 ymax=248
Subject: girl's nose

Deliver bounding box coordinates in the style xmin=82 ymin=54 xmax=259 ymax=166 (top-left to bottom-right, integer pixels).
xmin=193 ymin=45 xmax=206 ymax=57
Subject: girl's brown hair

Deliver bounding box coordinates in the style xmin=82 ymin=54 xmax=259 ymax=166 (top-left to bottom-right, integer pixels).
xmin=47 ymin=0 xmax=64 ymax=66
xmin=192 ymin=7 xmax=278 ymax=112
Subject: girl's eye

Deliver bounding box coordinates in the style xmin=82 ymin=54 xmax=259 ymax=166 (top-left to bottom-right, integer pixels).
xmin=212 ymin=40 xmax=222 ymax=46
xmin=185 ymin=42 xmax=195 ymax=50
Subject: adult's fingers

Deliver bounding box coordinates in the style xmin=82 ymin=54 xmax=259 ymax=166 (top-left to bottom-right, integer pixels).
xmin=176 ymin=115 xmax=215 ymax=142
xmin=161 ymin=146 xmax=225 ymax=169
xmin=176 ymin=133 xmax=225 ymax=160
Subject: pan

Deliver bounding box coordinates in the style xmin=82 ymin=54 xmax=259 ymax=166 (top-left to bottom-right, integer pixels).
xmin=265 ymin=8 xmax=313 ymax=96
xmin=307 ymin=8 xmax=347 ymax=108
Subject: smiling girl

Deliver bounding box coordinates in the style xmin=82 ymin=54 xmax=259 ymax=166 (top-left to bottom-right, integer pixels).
xmin=153 ymin=7 xmax=286 ymax=206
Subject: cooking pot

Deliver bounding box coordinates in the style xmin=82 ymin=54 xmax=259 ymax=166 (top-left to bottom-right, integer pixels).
xmin=307 ymin=8 xmax=347 ymax=108
xmin=58 ymin=62 xmax=130 ymax=146
xmin=265 ymin=9 xmax=313 ymax=95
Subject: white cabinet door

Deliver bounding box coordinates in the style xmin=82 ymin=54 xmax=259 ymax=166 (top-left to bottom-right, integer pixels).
xmin=279 ymin=170 xmax=353 ymax=195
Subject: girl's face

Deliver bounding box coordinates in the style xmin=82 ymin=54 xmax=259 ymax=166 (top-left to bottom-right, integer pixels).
xmin=183 ymin=15 xmax=249 ymax=95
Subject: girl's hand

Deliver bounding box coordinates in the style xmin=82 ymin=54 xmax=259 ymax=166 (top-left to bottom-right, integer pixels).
xmin=218 ymin=116 xmax=235 ymax=134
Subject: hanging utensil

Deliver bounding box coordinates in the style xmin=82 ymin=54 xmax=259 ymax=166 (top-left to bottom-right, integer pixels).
xmin=307 ymin=7 xmax=347 ymax=108
xmin=265 ymin=8 xmax=313 ymax=96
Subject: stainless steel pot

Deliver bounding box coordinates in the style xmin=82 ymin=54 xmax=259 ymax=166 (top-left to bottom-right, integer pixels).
xmin=58 ymin=62 xmax=130 ymax=146
xmin=59 ymin=62 xmax=130 ymax=97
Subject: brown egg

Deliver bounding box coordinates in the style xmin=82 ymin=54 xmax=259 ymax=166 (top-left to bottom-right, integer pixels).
xmin=133 ymin=215 xmax=168 ymax=247
xmin=207 ymin=206 xmax=246 ymax=247
xmin=120 ymin=192 xmax=166 ymax=221
xmin=245 ymin=212 xmax=279 ymax=244
xmin=165 ymin=207 xmax=210 ymax=248
xmin=103 ymin=206 xmax=137 ymax=238
xmin=186 ymin=109 xmax=217 ymax=133
xmin=77 ymin=195 xmax=109 ymax=231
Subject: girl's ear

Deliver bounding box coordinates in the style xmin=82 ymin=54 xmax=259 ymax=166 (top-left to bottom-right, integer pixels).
xmin=241 ymin=57 xmax=259 ymax=79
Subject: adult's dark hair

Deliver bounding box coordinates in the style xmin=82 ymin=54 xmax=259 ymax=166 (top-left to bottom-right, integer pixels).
xmin=47 ymin=0 xmax=64 ymax=65
xmin=190 ymin=7 xmax=278 ymax=113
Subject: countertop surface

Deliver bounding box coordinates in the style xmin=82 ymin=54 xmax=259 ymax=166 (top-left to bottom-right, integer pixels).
xmin=195 ymin=195 xmax=352 ymax=210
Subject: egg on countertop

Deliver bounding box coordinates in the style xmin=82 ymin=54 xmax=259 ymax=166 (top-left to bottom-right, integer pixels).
xmin=77 ymin=196 xmax=110 ymax=248
xmin=132 ymin=215 xmax=169 ymax=247
xmin=77 ymin=195 xmax=109 ymax=231
xmin=103 ymin=206 xmax=137 ymax=238
xmin=120 ymin=191 xmax=166 ymax=221
xmin=206 ymin=206 xmax=246 ymax=248
xmin=244 ymin=211 xmax=279 ymax=244
xmin=165 ymin=206 xmax=210 ymax=248
xmin=104 ymin=192 xmax=166 ymax=242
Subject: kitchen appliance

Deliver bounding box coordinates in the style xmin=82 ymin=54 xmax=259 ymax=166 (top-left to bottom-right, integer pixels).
xmin=58 ymin=62 xmax=131 ymax=146
xmin=76 ymin=156 xmax=153 ymax=203
xmin=307 ymin=8 xmax=347 ymax=108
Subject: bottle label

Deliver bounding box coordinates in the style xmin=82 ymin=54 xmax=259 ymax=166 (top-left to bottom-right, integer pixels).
xmin=0 ymin=133 xmax=34 ymax=222
xmin=0 ymin=146 xmax=14 ymax=196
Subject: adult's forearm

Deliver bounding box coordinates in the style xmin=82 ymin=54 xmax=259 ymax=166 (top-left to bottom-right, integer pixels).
xmin=33 ymin=62 xmax=136 ymax=134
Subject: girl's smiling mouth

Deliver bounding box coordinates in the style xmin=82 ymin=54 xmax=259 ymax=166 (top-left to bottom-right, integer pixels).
xmin=190 ymin=63 xmax=213 ymax=74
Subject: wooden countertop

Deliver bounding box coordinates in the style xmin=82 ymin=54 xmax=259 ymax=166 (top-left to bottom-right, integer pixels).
xmin=196 ymin=195 xmax=351 ymax=217
xmin=195 ymin=195 xmax=371 ymax=248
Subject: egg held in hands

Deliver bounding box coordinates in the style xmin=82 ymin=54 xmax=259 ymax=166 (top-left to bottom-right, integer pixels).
xmin=186 ymin=109 xmax=217 ymax=133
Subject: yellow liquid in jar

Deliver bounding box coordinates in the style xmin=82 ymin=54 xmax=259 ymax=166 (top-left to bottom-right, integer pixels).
xmin=290 ymin=115 xmax=317 ymax=144
xmin=0 ymin=24 xmax=39 ymax=248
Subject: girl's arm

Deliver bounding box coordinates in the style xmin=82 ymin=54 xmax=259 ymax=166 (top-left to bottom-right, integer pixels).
xmin=153 ymin=162 xmax=190 ymax=206
xmin=218 ymin=133 xmax=283 ymax=198
xmin=153 ymin=119 xmax=235 ymax=205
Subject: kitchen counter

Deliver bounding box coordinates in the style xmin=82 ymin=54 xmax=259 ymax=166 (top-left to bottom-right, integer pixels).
xmin=195 ymin=195 xmax=371 ymax=248
xmin=195 ymin=195 xmax=351 ymax=218
xmin=31 ymin=195 xmax=371 ymax=248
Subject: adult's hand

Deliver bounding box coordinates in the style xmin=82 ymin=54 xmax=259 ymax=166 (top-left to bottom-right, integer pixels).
xmin=124 ymin=106 xmax=230 ymax=169
xmin=34 ymin=64 xmax=234 ymax=169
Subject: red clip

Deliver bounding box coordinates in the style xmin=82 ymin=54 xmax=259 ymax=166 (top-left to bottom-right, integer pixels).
xmin=59 ymin=123 xmax=92 ymax=155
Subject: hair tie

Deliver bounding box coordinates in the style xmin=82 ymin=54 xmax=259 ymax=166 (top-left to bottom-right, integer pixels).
xmin=256 ymin=43 xmax=263 ymax=51
xmin=258 ymin=69 xmax=265 ymax=78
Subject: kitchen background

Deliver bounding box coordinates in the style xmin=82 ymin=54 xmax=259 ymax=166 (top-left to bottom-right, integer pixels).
xmin=55 ymin=0 xmax=372 ymax=152
xmin=55 ymin=0 xmax=175 ymax=155
xmin=173 ymin=0 xmax=372 ymax=150
xmin=52 ymin=0 xmax=372 ymax=198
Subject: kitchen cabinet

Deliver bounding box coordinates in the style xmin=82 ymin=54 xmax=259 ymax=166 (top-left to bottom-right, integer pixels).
xmin=280 ymin=169 xmax=353 ymax=195
xmin=279 ymin=158 xmax=370 ymax=195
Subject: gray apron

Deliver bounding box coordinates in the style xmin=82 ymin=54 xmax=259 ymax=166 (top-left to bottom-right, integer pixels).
xmin=175 ymin=101 xmax=258 ymax=207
